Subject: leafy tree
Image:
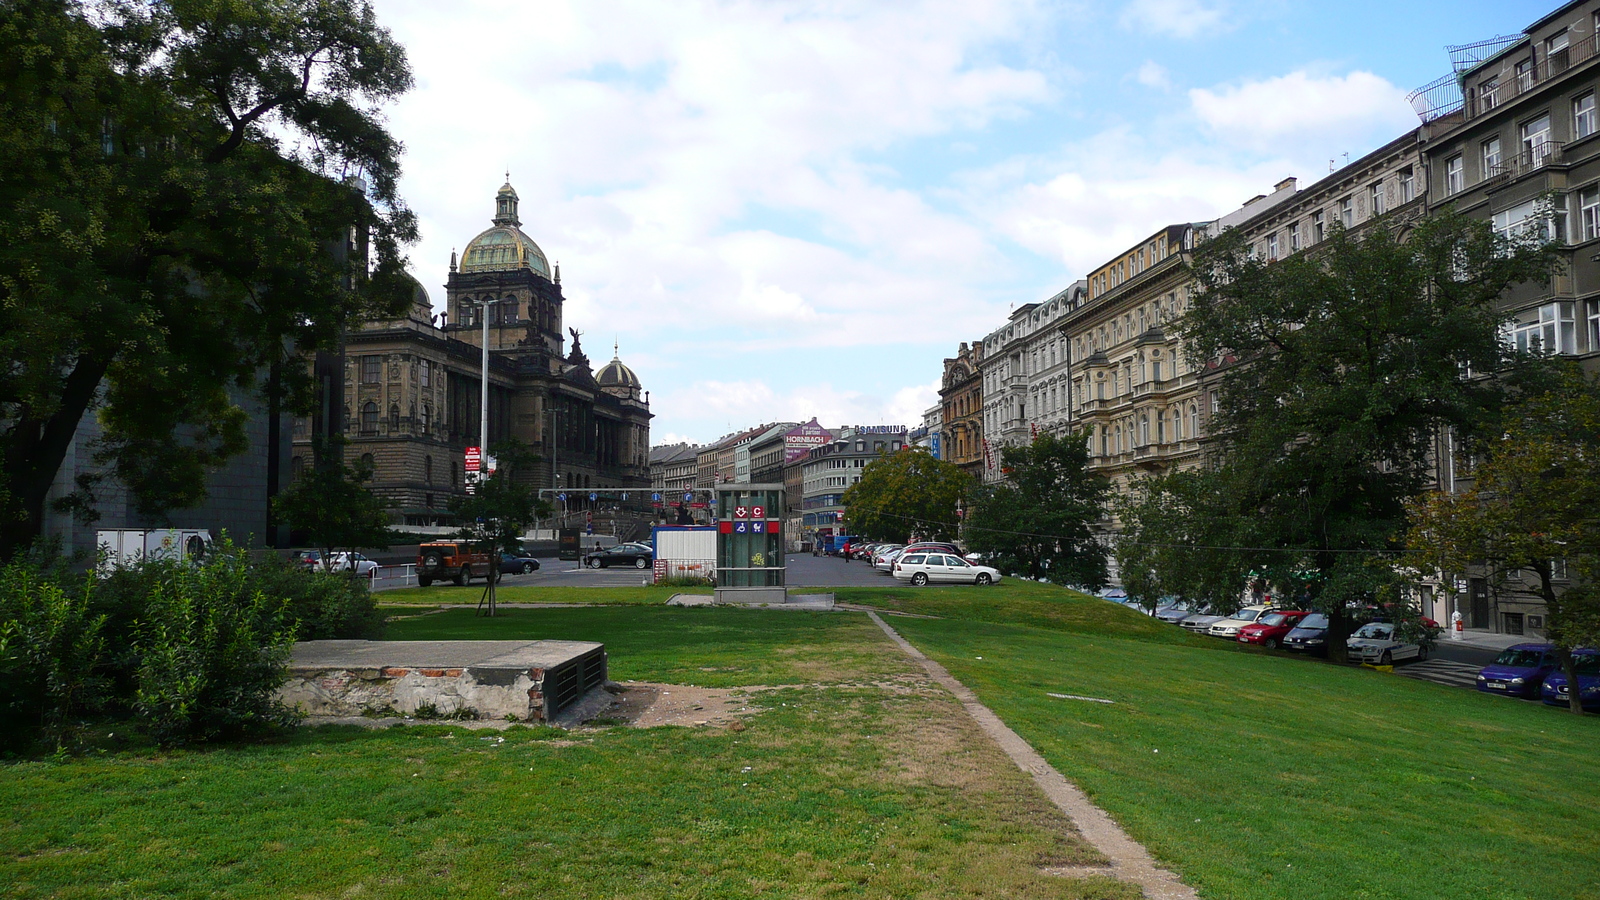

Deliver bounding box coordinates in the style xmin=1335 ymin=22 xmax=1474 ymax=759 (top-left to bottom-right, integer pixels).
xmin=270 ymin=436 xmax=392 ymax=571
xmin=1405 ymin=370 xmax=1600 ymax=713
xmin=0 ymin=0 xmax=417 ymax=560
xmin=841 ymin=447 xmax=971 ymax=543
xmin=1114 ymin=471 xmax=1248 ymax=613
xmin=963 ymin=431 xmax=1108 ymax=588
xmin=1170 ymin=210 xmax=1563 ymax=661
xmin=448 ymin=437 xmax=551 ymax=591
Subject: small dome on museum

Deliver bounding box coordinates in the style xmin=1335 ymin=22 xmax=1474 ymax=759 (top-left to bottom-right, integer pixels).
xmin=457 ymin=179 xmax=552 ymax=278
xmin=596 ymin=347 xmax=642 ymax=390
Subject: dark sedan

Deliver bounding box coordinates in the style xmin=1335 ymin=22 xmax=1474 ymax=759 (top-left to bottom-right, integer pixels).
xmin=1282 ymin=613 xmax=1332 ymax=655
xmin=501 ymin=553 xmax=541 ymax=575
xmin=583 ymin=542 xmax=654 ymax=569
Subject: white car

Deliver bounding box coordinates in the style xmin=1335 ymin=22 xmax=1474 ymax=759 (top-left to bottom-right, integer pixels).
xmin=893 ymin=551 xmax=1002 ymax=586
xmin=325 ymin=551 xmax=380 ymax=576
xmin=1347 ymin=621 xmax=1428 ymax=665
xmin=1207 ymin=605 xmax=1275 ymax=638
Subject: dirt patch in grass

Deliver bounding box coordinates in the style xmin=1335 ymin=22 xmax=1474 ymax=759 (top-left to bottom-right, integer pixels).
xmin=604 ymin=682 xmax=769 ymax=728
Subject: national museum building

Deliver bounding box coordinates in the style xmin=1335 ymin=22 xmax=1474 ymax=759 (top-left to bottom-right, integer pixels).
xmin=293 ymin=180 xmax=652 ymax=525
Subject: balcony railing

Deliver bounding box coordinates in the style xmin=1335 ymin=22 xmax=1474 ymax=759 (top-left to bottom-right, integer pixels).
xmin=1483 ymin=140 xmax=1566 ymax=187
xmin=1409 ymin=31 xmax=1600 ymax=125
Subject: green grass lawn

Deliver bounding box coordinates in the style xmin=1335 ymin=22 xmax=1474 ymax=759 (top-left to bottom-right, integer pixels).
xmin=7 ymin=581 xmax=1596 ymax=899
xmin=1 ymin=604 xmax=1134 ymax=900
xmin=376 ymin=583 xmax=709 ymax=607
xmin=885 ymin=613 xmax=1600 ymax=900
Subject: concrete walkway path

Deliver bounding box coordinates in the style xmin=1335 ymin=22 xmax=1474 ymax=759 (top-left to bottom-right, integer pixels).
xmin=866 ymin=611 xmax=1200 ymax=900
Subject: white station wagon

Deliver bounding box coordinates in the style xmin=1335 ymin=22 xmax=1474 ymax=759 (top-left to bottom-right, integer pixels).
xmin=893 ymin=551 xmax=1002 ymax=586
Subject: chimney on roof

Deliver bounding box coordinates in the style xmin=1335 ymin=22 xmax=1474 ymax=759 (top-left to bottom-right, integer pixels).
xmin=1242 ymin=194 xmax=1266 ymax=207
xmin=1274 ymin=177 xmax=1297 ymax=192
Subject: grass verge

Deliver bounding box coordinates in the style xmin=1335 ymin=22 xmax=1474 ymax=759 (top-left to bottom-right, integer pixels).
xmin=884 ymin=612 xmax=1600 ymax=900
xmin=376 ymin=583 xmax=710 ymax=607
xmin=2 ymin=606 xmax=1136 ymax=900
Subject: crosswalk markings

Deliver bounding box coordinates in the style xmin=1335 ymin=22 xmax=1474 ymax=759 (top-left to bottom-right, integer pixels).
xmin=1393 ymin=659 xmax=1481 ymax=690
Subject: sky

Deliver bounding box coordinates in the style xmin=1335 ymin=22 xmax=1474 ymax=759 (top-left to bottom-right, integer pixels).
xmin=369 ymin=0 xmax=1547 ymax=446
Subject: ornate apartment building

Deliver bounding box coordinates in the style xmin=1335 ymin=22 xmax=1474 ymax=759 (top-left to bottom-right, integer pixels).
xmin=938 ymin=341 xmax=985 ymax=479
xmin=294 ymin=180 xmax=652 ymax=525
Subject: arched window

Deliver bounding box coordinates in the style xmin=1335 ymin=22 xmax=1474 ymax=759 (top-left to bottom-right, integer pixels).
xmin=358 ymin=453 xmax=374 ymax=472
xmin=1099 ymin=426 xmax=1108 ymax=457
xmin=1151 ymin=351 xmax=1162 ymax=382
xmin=1190 ymin=403 xmax=1200 ymax=437
xmin=1096 ymin=373 xmax=1105 ymax=400
xmin=360 ymin=402 xmax=378 ymax=434
xmin=1173 ymin=409 xmax=1183 ymax=440
xmin=424 ymin=455 xmax=433 ymax=485
xmin=389 ymin=405 xmax=400 ymax=432
xmin=1139 ymin=413 xmax=1149 ymax=446
xmin=421 ymin=404 xmax=432 ymax=435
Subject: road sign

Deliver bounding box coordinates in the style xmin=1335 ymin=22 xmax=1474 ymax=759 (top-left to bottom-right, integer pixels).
xmin=684 ymin=492 xmax=694 ymax=502
xmin=734 ymin=506 xmax=749 ymax=519
xmin=652 ymin=493 xmax=661 ymax=501
xmin=734 ymin=521 xmax=748 ymax=533
xmin=557 ymin=493 xmax=566 ymax=501
xmin=589 ymin=492 xmax=597 ymax=501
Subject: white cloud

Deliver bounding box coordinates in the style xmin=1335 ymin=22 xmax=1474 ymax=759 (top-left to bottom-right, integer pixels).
xmin=1119 ymin=0 xmax=1229 ymax=39
xmin=1134 ymin=60 xmax=1171 ymax=90
xmin=655 ymin=378 xmax=919 ymax=443
xmin=1189 ymin=70 xmax=1416 ymax=154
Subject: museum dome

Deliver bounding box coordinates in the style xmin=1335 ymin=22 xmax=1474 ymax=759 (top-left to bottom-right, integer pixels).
xmin=457 ymin=180 xmax=552 ymax=279
xmin=596 ymin=344 xmax=642 ymax=390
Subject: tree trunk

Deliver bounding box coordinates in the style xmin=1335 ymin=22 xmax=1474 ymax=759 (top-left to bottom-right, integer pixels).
xmin=1536 ymin=565 xmax=1585 ymax=715
xmin=0 ymin=356 xmax=110 ymax=561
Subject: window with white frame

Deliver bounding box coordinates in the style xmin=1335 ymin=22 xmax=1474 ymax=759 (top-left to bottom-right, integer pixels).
xmin=1505 ymin=302 xmax=1576 ymax=355
xmin=1446 ymin=156 xmax=1463 ymax=194
xmin=1493 ymin=198 xmax=1558 ymax=245
xmin=1288 ymin=221 xmax=1300 ymax=252
xmin=1482 ymin=136 xmax=1502 ymax=176
xmin=1548 ymin=29 xmax=1570 ymax=72
xmin=1267 ymin=232 xmax=1279 ymax=260
xmin=1400 ymin=167 xmax=1416 ymax=202
xmin=1339 ymin=197 xmax=1354 ymax=228
xmin=1481 ymin=78 xmax=1500 ymax=111
xmin=1589 ymin=299 xmax=1600 ymax=351
xmin=1370 ymin=181 xmax=1385 ymax=216
xmin=1522 ymin=115 xmax=1553 ymax=163
xmin=1312 ymin=210 xmax=1325 ymax=242
xmin=1580 ymin=187 xmax=1600 ymax=241
xmin=1576 ymin=93 xmax=1596 ymax=140
xmin=1516 ymin=58 xmax=1534 ymax=92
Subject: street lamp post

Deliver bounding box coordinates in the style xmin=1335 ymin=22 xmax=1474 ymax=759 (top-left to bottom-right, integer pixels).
xmin=468 ymin=295 xmax=509 ymax=617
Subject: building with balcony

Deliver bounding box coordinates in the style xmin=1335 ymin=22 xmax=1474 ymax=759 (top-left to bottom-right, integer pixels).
xmin=1409 ymin=0 xmax=1600 ymax=636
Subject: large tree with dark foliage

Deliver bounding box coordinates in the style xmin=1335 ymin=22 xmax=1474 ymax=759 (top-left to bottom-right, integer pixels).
xmin=1169 ymin=210 xmax=1562 ymax=661
xmin=963 ymin=430 xmax=1108 ymax=588
xmin=841 ymin=447 xmax=972 ymax=543
xmin=0 ymin=0 xmax=417 ymax=560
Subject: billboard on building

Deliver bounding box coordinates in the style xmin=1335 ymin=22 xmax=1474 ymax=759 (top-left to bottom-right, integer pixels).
xmin=784 ymin=418 xmax=833 ymax=462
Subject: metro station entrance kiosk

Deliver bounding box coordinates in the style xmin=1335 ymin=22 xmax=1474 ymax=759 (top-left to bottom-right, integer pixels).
xmin=713 ymin=483 xmax=787 ymax=605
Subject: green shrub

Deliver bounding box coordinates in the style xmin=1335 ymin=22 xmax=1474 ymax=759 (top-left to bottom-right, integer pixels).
xmin=0 ymin=561 xmax=108 ymax=751
xmin=655 ymin=576 xmax=715 ymax=588
xmin=248 ymin=555 xmax=385 ymax=640
xmin=130 ymin=544 xmax=300 ymax=746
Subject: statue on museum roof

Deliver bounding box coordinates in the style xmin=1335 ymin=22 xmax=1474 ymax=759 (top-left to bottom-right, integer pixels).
xmin=568 ymin=327 xmax=588 ymax=366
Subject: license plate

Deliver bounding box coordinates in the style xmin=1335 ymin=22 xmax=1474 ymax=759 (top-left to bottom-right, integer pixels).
xmin=1488 ymin=683 xmax=1505 ymax=690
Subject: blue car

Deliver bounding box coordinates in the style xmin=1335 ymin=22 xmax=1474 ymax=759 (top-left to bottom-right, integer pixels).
xmin=1476 ymin=643 xmax=1556 ymax=699
xmin=1541 ymin=649 xmax=1600 ymax=710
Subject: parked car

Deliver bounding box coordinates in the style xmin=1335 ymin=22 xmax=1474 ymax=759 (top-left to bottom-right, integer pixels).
xmin=583 ymin=542 xmax=654 ymax=569
xmin=1540 ymin=649 xmax=1600 ymax=710
xmin=501 ymin=552 xmax=542 ymax=575
xmin=1155 ymin=600 xmax=1209 ymax=624
xmin=1347 ymin=621 xmax=1428 ymax=665
xmin=893 ymin=551 xmax=1002 ymax=586
xmin=292 ymin=549 xmax=325 ymax=570
xmin=1237 ymin=610 xmax=1311 ymax=649
xmin=873 ymin=546 xmax=905 ymax=573
xmin=1282 ymin=613 xmax=1333 ymax=655
xmin=417 ymin=541 xmax=493 ymax=587
xmin=326 ymin=551 xmax=380 ymax=577
xmin=1476 ymin=643 xmax=1558 ymax=699
xmin=1207 ymin=605 xmax=1276 ymax=638
xmin=1179 ymin=611 xmax=1228 ymax=633
xmin=901 ymin=541 xmax=961 ymax=556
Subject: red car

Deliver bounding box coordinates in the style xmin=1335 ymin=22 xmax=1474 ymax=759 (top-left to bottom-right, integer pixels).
xmin=1237 ymin=611 xmax=1312 ymax=649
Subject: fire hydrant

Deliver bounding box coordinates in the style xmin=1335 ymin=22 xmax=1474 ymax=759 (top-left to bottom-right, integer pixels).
xmin=1451 ymin=610 xmax=1464 ymax=641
